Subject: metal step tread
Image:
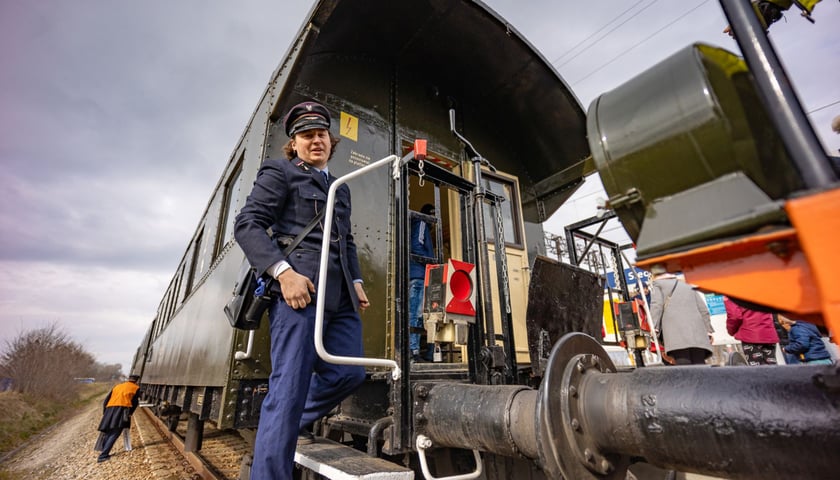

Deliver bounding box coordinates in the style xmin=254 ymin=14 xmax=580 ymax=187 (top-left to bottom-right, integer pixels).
xmin=295 ymin=439 xmax=414 ymax=479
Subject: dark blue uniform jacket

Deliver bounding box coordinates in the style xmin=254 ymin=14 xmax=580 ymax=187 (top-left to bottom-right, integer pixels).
xmin=234 ymin=157 xmax=362 ymax=312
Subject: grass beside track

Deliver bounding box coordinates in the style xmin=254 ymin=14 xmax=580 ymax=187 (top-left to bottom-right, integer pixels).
xmin=0 ymin=383 xmax=111 ymax=461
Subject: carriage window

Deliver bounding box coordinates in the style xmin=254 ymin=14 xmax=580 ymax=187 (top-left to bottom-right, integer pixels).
xmin=218 ymin=158 xmax=243 ymax=256
xmin=482 ymin=174 xmax=522 ymax=247
xmin=177 ymin=264 xmax=188 ymax=303
xmin=165 ymin=285 xmax=177 ymax=325
xmin=155 ymin=305 xmax=165 ymax=338
xmin=189 ymin=229 xmax=205 ymax=288
xmin=173 ymin=265 xmax=185 ymax=305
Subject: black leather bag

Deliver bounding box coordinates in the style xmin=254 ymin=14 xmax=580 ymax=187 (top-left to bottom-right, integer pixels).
xmin=224 ymin=209 xmax=325 ymax=330
xmin=224 ymin=265 xmax=272 ymax=330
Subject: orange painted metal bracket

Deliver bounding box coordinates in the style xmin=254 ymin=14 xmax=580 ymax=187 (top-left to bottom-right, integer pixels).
xmin=637 ymin=187 xmax=840 ymax=336
xmin=785 ymin=188 xmax=840 ymax=338
xmin=637 ymin=229 xmax=821 ymax=318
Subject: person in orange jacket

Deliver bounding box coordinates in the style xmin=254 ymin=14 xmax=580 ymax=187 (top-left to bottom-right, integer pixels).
xmin=95 ymin=375 xmax=141 ymax=463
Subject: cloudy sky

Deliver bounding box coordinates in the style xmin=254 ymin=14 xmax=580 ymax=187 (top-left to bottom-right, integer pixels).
xmin=1 ymin=1 xmax=837 ymax=369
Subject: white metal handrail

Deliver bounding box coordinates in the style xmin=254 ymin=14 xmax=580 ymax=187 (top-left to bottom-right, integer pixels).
xmin=315 ymin=154 xmax=402 ymax=381
xmin=234 ymin=330 xmax=255 ymax=360
xmin=416 ymin=435 xmax=483 ymax=480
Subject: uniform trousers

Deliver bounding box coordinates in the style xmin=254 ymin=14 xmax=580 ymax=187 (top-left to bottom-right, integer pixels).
xmin=97 ymin=428 xmax=122 ymax=461
xmin=250 ymin=284 xmax=366 ymax=480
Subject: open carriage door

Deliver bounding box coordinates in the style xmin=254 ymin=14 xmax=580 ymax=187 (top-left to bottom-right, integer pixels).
xmin=400 ymin=145 xmax=474 ymax=363
xmin=400 ymin=142 xmax=529 ymax=384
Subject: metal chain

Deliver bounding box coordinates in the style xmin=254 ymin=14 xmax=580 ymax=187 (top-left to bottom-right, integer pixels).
xmin=495 ymin=201 xmax=512 ymax=314
xmin=609 ymin=250 xmax=621 ymax=294
xmin=417 ymin=158 xmax=425 ymax=187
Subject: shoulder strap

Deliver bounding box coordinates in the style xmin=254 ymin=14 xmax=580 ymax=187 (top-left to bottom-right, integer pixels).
xmin=260 ymin=210 xmax=326 ymax=290
xmin=666 ymin=280 xmax=678 ymax=299
xmin=658 ymin=280 xmax=679 ymax=324
xmin=282 ymin=209 xmax=326 ymax=256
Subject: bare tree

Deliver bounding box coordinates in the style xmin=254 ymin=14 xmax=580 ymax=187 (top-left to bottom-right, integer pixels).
xmin=0 ymin=323 xmax=96 ymax=400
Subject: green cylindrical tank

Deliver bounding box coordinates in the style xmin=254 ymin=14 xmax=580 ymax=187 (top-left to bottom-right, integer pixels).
xmin=587 ymin=44 xmax=803 ymax=254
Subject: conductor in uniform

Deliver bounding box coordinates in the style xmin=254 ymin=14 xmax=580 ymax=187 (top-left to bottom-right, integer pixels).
xmin=234 ymin=101 xmax=369 ymax=479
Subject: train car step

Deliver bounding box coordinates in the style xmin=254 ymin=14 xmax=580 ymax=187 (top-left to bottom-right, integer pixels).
xmin=295 ymin=439 xmax=413 ymax=479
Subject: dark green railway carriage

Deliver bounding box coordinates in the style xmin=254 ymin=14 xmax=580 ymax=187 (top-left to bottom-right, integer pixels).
xmin=137 ymin=0 xmax=588 ymax=427
xmin=135 ymin=0 xmax=594 ymax=475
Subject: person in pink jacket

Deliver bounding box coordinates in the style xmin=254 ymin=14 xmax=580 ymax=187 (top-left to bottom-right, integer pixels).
xmin=724 ymin=297 xmax=780 ymax=365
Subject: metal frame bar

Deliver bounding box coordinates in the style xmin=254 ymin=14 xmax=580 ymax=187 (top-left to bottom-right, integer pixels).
xmin=720 ymin=0 xmax=836 ymax=189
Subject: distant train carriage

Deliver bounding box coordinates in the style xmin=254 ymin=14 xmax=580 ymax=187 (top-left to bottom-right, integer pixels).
xmin=133 ymin=1 xmax=840 ymax=479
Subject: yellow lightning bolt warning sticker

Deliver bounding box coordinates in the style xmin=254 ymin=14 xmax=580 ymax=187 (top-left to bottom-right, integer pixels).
xmin=340 ymin=112 xmax=358 ymax=141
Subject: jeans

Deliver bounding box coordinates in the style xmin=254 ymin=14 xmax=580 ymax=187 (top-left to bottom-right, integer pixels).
xmin=782 ymin=351 xmax=801 ymax=365
xmin=408 ymin=278 xmax=425 ymax=355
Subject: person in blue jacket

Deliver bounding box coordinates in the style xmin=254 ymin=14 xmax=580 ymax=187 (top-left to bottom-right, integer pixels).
xmin=780 ymin=316 xmax=833 ymax=365
xmin=408 ymin=204 xmax=436 ymax=362
xmin=234 ymin=101 xmax=369 ymax=480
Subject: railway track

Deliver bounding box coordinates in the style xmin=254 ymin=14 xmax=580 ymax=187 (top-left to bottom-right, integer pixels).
xmin=141 ymin=407 xmax=252 ymax=480
xmin=140 ymin=406 xmax=417 ymax=480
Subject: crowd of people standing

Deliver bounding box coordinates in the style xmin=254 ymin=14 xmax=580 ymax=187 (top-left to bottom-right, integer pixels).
xmin=643 ymin=264 xmax=836 ymax=367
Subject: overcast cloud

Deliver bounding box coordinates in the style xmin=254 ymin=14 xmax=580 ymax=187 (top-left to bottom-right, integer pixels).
xmin=1 ymin=1 xmax=837 ymax=369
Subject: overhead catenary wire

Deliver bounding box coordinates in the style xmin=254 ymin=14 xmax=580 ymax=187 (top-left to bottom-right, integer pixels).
xmin=571 ymin=0 xmax=711 ymax=86
xmin=808 ymin=99 xmax=840 ymax=115
xmin=555 ymin=0 xmax=661 ymax=69
xmin=550 ymin=0 xmax=650 ymax=65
